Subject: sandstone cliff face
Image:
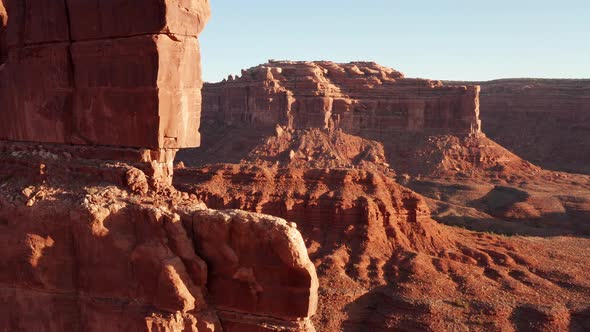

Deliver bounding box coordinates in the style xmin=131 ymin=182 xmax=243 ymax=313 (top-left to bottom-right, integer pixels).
xmin=0 ymin=0 xmax=209 ymax=149
xmin=0 ymin=1 xmax=320 ymax=331
xmin=0 ymin=1 xmax=6 ymax=62
xmin=448 ymin=79 xmax=590 ymax=174
xmin=0 ymin=144 xmax=318 ymax=332
xmin=180 ymin=59 xmax=590 ymax=330
xmin=203 ymin=61 xmax=482 ymax=137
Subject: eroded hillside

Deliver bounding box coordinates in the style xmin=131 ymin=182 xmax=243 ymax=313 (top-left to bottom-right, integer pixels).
xmin=176 ymin=61 xmax=590 ymax=331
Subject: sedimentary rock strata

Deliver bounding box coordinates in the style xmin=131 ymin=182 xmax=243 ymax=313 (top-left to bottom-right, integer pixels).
xmin=175 ymin=161 xmax=590 ymax=331
xmin=448 ymin=79 xmax=590 ymax=174
xmin=0 ymin=1 xmax=320 ymax=331
xmin=203 ymin=61 xmax=482 ymax=137
xmin=179 ymin=61 xmax=590 ymax=330
xmin=0 ymin=146 xmax=318 ymax=332
xmin=176 ymin=165 xmax=436 ymax=247
xmin=0 ymin=0 xmax=209 ymax=149
xmin=0 ymin=2 xmax=6 ymax=62
xmin=188 ymin=209 xmax=318 ymax=331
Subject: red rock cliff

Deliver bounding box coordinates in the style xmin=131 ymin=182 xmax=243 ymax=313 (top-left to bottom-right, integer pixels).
xmin=0 ymin=0 xmax=209 ymax=149
xmin=0 ymin=149 xmax=319 ymax=331
xmin=0 ymin=2 xmax=6 ymax=62
xmin=447 ymin=79 xmax=590 ymax=174
xmin=0 ymin=2 xmax=320 ymax=331
xmin=203 ymin=61 xmax=482 ymax=136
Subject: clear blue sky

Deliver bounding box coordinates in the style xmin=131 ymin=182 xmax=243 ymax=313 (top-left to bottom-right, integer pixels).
xmin=200 ymin=0 xmax=590 ymax=82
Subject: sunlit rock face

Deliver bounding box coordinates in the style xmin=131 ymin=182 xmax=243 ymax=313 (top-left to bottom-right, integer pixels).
xmin=449 ymin=78 xmax=590 ymax=174
xmin=0 ymin=2 xmax=6 ymax=63
xmin=0 ymin=1 xmax=320 ymax=331
xmin=0 ymin=106 xmax=319 ymax=332
xmin=202 ymin=60 xmax=482 ymax=137
xmin=0 ymin=0 xmax=210 ymax=149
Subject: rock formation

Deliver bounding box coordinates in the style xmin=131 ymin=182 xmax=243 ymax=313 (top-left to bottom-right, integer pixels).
xmin=0 ymin=1 xmax=319 ymax=331
xmin=177 ymin=61 xmax=590 ymax=331
xmin=2 ymin=1 xmax=590 ymax=330
xmin=0 ymin=0 xmax=209 ymax=149
xmin=203 ymin=61 xmax=482 ymax=137
xmin=447 ymin=79 xmax=590 ymax=174
xmin=0 ymin=147 xmax=318 ymax=331
xmin=0 ymin=1 xmax=6 ymax=62
xmin=175 ymin=159 xmax=590 ymax=331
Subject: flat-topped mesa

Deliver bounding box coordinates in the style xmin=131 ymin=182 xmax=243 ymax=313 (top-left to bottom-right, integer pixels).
xmin=0 ymin=0 xmax=210 ymax=150
xmin=203 ymin=60 xmax=482 ymax=136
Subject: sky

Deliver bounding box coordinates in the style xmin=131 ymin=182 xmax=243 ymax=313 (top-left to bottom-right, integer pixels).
xmin=200 ymin=0 xmax=590 ymax=83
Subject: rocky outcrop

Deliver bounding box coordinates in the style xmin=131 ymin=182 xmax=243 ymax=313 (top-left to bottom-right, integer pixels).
xmin=0 ymin=0 xmax=209 ymax=149
xmin=0 ymin=1 xmax=6 ymax=62
xmin=175 ymin=165 xmax=442 ymax=256
xmin=187 ymin=209 xmax=318 ymax=332
xmin=203 ymin=61 xmax=482 ymax=137
xmin=179 ymin=68 xmax=590 ymax=330
xmin=447 ymin=79 xmax=590 ymax=174
xmin=174 ymin=161 xmax=590 ymax=331
xmin=0 ymin=2 xmax=320 ymax=331
xmin=0 ymin=145 xmax=318 ymax=332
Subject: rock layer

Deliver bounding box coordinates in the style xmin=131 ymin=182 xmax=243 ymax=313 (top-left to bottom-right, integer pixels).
xmin=0 ymin=1 xmax=6 ymax=62
xmin=175 ymin=161 xmax=590 ymax=331
xmin=0 ymin=0 xmax=209 ymax=149
xmin=447 ymin=79 xmax=590 ymax=174
xmin=203 ymin=61 xmax=482 ymax=137
xmin=179 ymin=61 xmax=590 ymax=330
xmin=0 ymin=2 xmax=320 ymax=331
xmin=0 ymin=145 xmax=318 ymax=332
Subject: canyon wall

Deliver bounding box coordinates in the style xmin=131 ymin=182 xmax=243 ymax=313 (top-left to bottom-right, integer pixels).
xmin=202 ymin=61 xmax=482 ymax=137
xmin=448 ymin=79 xmax=590 ymax=174
xmin=0 ymin=0 xmax=209 ymax=149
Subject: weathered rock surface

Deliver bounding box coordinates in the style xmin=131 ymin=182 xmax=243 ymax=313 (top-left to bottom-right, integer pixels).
xmin=178 ymin=63 xmax=590 ymax=330
xmin=187 ymin=209 xmax=318 ymax=332
xmin=0 ymin=1 xmax=6 ymax=62
xmin=180 ymin=120 xmax=590 ymax=236
xmin=175 ymin=161 xmax=590 ymax=332
xmin=447 ymin=79 xmax=590 ymax=174
xmin=203 ymin=61 xmax=482 ymax=137
xmin=0 ymin=145 xmax=318 ymax=332
xmin=0 ymin=0 xmax=209 ymax=149
xmin=0 ymin=2 xmax=321 ymax=330
xmin=176 ymin=164 xmax=439 ymax=253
